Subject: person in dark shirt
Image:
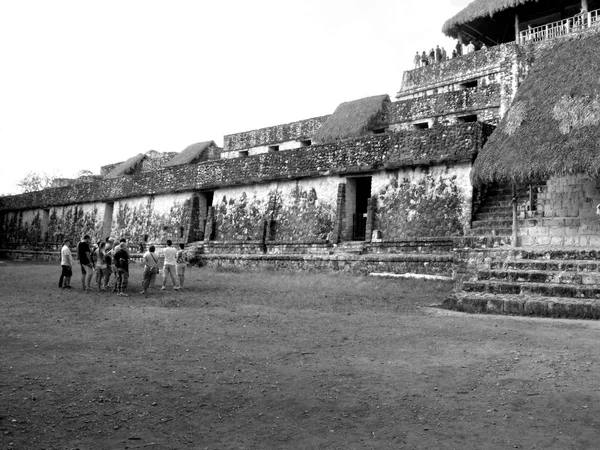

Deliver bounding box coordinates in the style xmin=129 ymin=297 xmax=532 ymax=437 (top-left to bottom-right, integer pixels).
xmin=114 ymin=238 xmax=130 ymax=297
xmin=77 ymin=235 xmax=93 ymax=291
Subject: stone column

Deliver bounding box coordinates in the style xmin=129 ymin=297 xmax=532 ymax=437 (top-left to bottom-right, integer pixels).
xmin=514 ymin=13 xmax=520 ymax=43
xmin=331 ymin=183 xmax=346 ymax=244
xmin=365 ymin=196 xmax=377 ymax=243
xmin=204 ymin=206 xmax=215 ymax=242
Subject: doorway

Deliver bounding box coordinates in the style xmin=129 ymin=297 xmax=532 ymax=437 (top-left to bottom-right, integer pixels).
xmin=345 ymin=176 xmax=371 ymax=241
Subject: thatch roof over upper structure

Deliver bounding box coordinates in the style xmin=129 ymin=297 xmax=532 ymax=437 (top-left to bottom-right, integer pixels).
xmin=164 ymin=141 xmax=217 ymax=167
xmin=443 ymin=0 xmax=533 ymax=37
xmin=312 ymin=95 xmax=390 ymax=145
xmin=103 ymin=153 xmax=146 ymax=179
xmin=471 ymin=32 xmax=600 ymax=185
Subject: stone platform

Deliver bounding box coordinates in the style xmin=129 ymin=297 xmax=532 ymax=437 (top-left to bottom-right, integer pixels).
xmin=442 ymin=247 xmax=600 ymax=320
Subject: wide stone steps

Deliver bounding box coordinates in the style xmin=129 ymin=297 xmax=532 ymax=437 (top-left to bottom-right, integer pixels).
xmin=463 ymin=279 xmax=600 ymax=298
xmin=442 ymin=292 xmax=600 ymax=319
xmin=491 ymin=259 xmax=600 ymax=271
xmin=478 ymin=268 xmax=600 ymax=284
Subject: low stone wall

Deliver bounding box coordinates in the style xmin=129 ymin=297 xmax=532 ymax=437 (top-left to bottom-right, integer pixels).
xmin=199 ymin=252 xmax=454 ymax=277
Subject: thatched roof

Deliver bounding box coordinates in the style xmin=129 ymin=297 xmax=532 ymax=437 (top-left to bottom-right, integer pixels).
xmin=443 ymin=0 xmax=534 ymax=38
xmin=103 ymin=153 xmax=146 ymax=179
xmin=471 ymin=32 xmax=600 ymax=185
xmin=312 ymin=95 xmax=390 ymax=144
xmin=164 ymin=141 xmax=216 ymax=167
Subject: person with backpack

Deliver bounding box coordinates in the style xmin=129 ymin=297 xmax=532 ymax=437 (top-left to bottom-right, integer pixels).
xmin=140 ymin=245 xmax=160 ymax=295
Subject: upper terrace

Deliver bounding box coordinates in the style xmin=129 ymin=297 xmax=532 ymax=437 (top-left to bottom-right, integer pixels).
xmin=397 ymin=43 xmax=518 ymax=99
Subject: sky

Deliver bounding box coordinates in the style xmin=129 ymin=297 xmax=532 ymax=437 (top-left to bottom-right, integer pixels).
xmin=0 ymin=0 xmax=472 ymax=195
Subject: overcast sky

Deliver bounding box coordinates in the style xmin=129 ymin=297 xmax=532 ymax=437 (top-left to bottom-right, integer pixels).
xmin=0 ymin=0 xmax=472 ymax=195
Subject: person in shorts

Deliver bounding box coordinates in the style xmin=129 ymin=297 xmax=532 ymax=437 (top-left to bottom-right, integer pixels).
xmin=161 ymin=240 xmax=180 ymax=290
xmin=59 ymin=238 xmax=73 ymax=289
xmin=175 ymin=243 xmax=188 ymax=290
xmin=114 ymin=239 xmax=130 ymax=297
xmin=77 ymin=235 xmax=94 ymax=291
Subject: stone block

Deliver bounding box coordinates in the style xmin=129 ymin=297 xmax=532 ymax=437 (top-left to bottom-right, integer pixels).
xmin=524 ymin=298 xmax=548 ymax=317
xmin=550 ymin=236 xmax=565 ymax=246
xmin=486 ymin=298 xmax=504 ymax=314
xmin=519 ymin=236 xmax=535 ymax=246
xmin=504 ymin=297 xmax=525 ymax=315
xmin=536 ymin=236 xmax=551 ymax=245
xmin=457 ymin=296 xmax=486 ymax=313
xmin=563 ymin=237 xmax=579 ymax=247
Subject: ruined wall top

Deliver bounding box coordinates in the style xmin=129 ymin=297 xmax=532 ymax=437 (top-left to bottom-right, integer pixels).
xmin=223 ymin=116 xmax=329 ymax=153
xmin=0 ymin=123 xmax=493 ymax=212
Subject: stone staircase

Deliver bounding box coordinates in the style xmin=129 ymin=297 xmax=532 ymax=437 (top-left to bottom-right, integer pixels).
xmin=443 ymin=248 xmax=600 ymax=319
xmin=469 ymin=182 xmax=544 ymax=246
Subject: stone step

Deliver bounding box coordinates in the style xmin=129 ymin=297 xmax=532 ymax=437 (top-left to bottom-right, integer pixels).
xmin=478 ymin=268 xmax=600 ymax=285
xmin=442 ymin=292 xmax=600 ymax=319
xmin=469 ymin=227 xmax=512 ymax=236
xmin=476 ymin=204 xmax=513 ymax=213
xmin=471 ymin=219 xmax=513 ymax=229
xmin=472 ymin=212 xmax=513 ymax=221
xmin=462 ymin=280 xmax=600 ymax=298
xmin=513 ymin=249 xmax=600 ymax=261
xmin=491 ymin=259 xmax=600 ymax=272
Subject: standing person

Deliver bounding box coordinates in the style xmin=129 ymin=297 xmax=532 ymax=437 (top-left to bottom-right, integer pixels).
xmin=176 ymin=243 xmax=188 ymax=291
xmin=421 ymin=51 xmax=428 ymax=66
xmin=58 ymin=238 xmax=73 ymax=289
xmin=140 ymin=245 xmax=160 ymax=295
xmin=441 ymin=46 xmax=447 ymax=61
xmin=161 ymin=240 xmax=180 ymax=291
xmin=455 ymin=40 xmax=463 ymax=56
xmin=434 ymin=45 xmax=442 ymax=63
xmin=77 ymin=235 xmax=94 ymax=291
xmin=466 ymin=40 xmax=476 ymax=54
xmin=114 ymin=239 xmax=130 ymax=297
xmin=95 ymin=241 xmax=109 ymax=291
xmin=428 ymin=48 xmax=435 ymax=65
xmin=105 ymin=237 xmax=118 ymax=291
xmin=413 ymin=51 xmax=421 ymax=68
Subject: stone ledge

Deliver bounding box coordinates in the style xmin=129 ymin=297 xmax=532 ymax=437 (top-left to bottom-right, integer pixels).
xmin=441 ymin=292 xmax=600 ymax=319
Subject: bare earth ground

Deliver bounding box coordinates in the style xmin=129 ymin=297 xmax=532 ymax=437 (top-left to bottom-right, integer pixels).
xmin=1 ymin=261 xmax=600 ymax=450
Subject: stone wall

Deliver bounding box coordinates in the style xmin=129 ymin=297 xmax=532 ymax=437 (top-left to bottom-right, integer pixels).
xmin=0 ymin=123 xmax=490 ymax=213
xmin=223 ymin=116 xmax=329 ymax=153
xmin=371 ymin=163 xmax=472 ymax=240
xmin=386 ymin=84 xmax=501 ymax=125
xmin=111 ymin=193 xmax=194 ymax=247
xmin=213 ymin=178 xmax=339 ymax=243
xmin=519 ymin=174 xmax=600 ymax=246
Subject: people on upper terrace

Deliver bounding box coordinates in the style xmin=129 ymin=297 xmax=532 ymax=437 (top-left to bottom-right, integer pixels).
xmin=455 ymin=40 xmax=462 ymax=56
xmin=435 ymin=45 xmax=442 ymax=63
xmin=466 ymin=40 xmax=476 ymax=54
xmin=421 ymin=51 xmax=428 ymax=66
xmin=414 ymin=51 xmax=421 ymax=68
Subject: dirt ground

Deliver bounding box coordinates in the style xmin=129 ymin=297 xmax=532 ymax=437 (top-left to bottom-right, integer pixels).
xmin=1 ymin=260 xmax=600 ymax=450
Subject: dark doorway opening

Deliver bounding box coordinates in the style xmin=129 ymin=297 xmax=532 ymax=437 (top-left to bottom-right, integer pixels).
xmin=190 ymin=191 xmax=214 ymax=242
xmin=352 ymin=177 xmax=371 ymax=241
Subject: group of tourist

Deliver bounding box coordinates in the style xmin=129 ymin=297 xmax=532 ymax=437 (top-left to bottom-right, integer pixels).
xmin=413 ymin=40 xmax=487 ymax=68
xmin=58 ymin=235 xmax=189 ymax=297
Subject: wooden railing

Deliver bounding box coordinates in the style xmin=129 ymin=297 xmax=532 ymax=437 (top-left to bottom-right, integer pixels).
xmin=518 ymin=9 xmax=600 ymax=43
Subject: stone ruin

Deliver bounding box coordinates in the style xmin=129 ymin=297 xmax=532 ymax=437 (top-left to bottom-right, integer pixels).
xmin=3 ymin=0 xmax=600 ymax=318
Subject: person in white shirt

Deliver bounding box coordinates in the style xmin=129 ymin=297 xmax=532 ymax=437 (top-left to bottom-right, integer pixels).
xmin=141 ymin=245 xmax=160 ymax=295
xmin=161 ymin=240 xmax=180 ymax=290
xmin=59 ymin=238 xmax=73 ymax=289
